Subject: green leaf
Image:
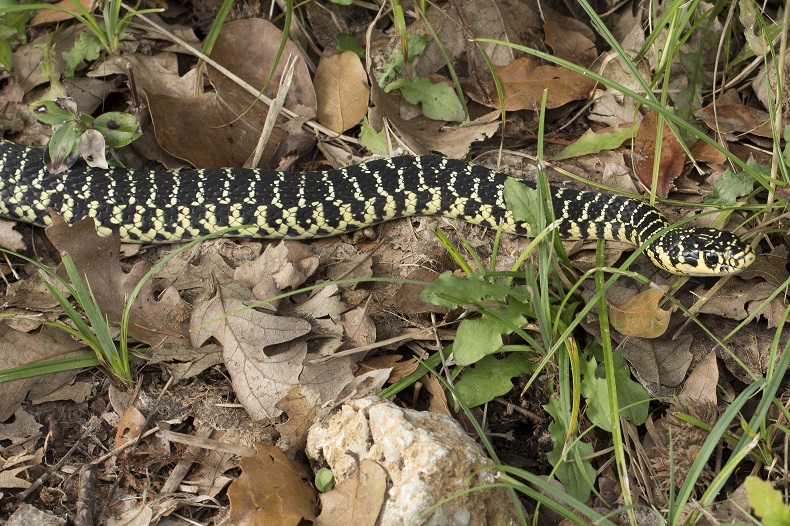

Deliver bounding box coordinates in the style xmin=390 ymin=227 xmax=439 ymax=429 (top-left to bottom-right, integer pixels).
xmin=28 ymin=99 xmax=75 ymax=125
xmin=63 ymin=32 xmax=102 ymax=77
xmin=419 ymin=271 xmax=532 ymax=309
xmin=315 ymin=467 xmax=335 ymax=492
xmin=553 ymin=126 xmax=636 ymax=161
xmin=708 ymin=158 xmax=764 ymax=204
xmin=47 ymin=122 xmax=83 ymax=174
xmin=93 ymin=112 xmax=141 ymax=147
xmin=375 ymin=34 xmax=428 ymax=88
xmin=544 ymin=397 xmax=595 ymax=502
xmin=359 ymin=117 xmax=388 ymax=155
xmin=455 ymin=352 xmax=535 ymax=407
xmin=503 ymin=177 xmax=540 ymax=226
xmin=0 ymin=40 xmax=11 ymax=71
xmin=579 ymin=349 xmax=649 ymax=432
xmin=453 ymin=301 xmax=531 ymax=365
xmin=329 ymin=0 xmax=352 ymax=5
xmin=745 ymin=477 xmax=790 ymax=526
xmin=384 ymin=77 xmax=465 ymax=122
xmin=336 ymin=34 xmax=364 ymax=59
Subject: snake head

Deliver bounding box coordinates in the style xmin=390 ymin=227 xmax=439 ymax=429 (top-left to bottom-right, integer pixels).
xmin=646 ymin=227 xmax=755 ymax=276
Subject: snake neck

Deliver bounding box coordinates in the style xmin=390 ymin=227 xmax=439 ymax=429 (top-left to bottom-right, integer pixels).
xmin=546 ymin=186 xmax=668 ymax=248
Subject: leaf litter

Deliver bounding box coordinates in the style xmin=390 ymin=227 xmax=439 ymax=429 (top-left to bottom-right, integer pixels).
xmin=0 ymin=0 xmax=785 ymax=524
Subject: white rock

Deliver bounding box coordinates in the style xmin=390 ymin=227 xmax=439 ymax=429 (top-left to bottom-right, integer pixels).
xmin=307 ymin=396 xmax=519 ymax=526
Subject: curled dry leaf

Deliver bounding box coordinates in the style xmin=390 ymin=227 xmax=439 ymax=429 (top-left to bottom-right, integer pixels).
xmin=315 ymin=51 xmax=370 ymax=134
xmin=608 ymin=285 xmax=673 ymax=339
xmin=228 ymin=443 xmax=316 ymax=526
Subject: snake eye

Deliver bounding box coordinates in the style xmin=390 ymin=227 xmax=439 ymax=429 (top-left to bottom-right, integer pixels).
xmin=704 ymin=252 xmax=719 ymax=266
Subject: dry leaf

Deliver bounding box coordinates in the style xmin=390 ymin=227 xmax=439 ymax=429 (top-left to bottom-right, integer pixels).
xmin=314 ymin=460 xmax=386 ymax=526
xmin=275 ymin=385 xmax=320 ymax=454
xmin=633 ymin=111 xmax=687 ymax=197
xmin=30 ymin=0 xmax=94 ymax=26
xmin=493 ymin=57 xmax=596 ymax=111
xmin=45 ymin=214 xmax=191 ymax=345
xmin=148 ymin=19 xmax=316 ymax=169
xmin=315 ymin=51 xmax=369 ymax=133
xmin=0 ymin=324 xmax=85 ymax=421
xmin=228 ymin=443 xmax=316 ymax=526
xmin=678 ymin=351 xmax=718 ymax=404
xmin=608 ymin=285 xmax=673 ymax=338
xmin=190 ymin=279 xmax=311 ymax=420
xmin=695 ymin=103 xmax=777 ymax=138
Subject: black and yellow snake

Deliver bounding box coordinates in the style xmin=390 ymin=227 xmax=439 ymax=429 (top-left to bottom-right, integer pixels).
xmin=0 ymin=139 xmax=755 ymax=276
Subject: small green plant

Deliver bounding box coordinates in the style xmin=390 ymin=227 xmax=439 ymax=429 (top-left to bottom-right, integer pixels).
xmin=29 ymin=98 xmax=141 ymax=174
xmin=0 ymin=250 xmax=134 ymax=388
xmin=0 ymin=0 xmax=163 ymax=56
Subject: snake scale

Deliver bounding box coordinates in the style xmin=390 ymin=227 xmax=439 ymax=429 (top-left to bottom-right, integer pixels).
xmin=0 ymin=139 xmax=755 ymax=276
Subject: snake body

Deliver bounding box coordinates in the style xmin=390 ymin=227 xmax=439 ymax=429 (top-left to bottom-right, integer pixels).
xmin=0 ymin=139 xmax=754 ymax=276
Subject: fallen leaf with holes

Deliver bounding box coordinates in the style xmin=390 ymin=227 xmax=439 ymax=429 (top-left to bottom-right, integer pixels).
xmin=275 ymin=385 xmax=321 ymax=454
xmin=45 ymin=214 xmax=191 ymax=346
xmin=315 ymin=51 xmax=369 ymax=133
xmin=228 ymin=443 xmax=316 ymax=526
xmin=114 ymin=404 xmax=146 ymax=452
xmin=0 ymin=324 xmax=86 ymax=421
xmin=147 ymin=18 xmax=315 ymax=169
xmin=190 ymin=279 xmax=311 ymax=420
xmin=493 ymin=57 xmax=596 ymax=111
xmin=608 ymin=285 xmax=673 ymax=338
xmin=314 ymin=459 xmax=386 ymax=526
xmin=633 ymin=111 xmax=687 ymax=197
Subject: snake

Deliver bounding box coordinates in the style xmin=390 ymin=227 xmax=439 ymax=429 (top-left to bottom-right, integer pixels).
xmin=0 ymin=139 xmax=755 ymax=276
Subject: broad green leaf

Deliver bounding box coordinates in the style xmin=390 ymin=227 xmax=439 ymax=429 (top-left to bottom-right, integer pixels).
xmin=63 ymin=32 xmax=102 ymax=77
xmin=47 ymin=122 xmax=83 ymax=174
xmin=419 ymin=271 xmax=532 ymax=308
xmin=553 ymin=126 xmax=636 ymax=161
xmin=28 ymin=99 xmax=74 ymax=125
xmin=545 ymin=397 xmax=596 ymax=502
xmin=315 ymin=467 xmax=335 ymax=492
xmin=359 ymin=117 xmax=388 ymax=155
xmin=708 ymin=158 xmax=764 ymax=204
xmin=384 ymin=76 xmax=465 ymax=122
xmin=503 ymin=177 xmax=540 ymax=226
xmin=579 ymin=350 xmax=649 ymax=432
xmin=93 ymin=112 xmax=141 ymax=147
xmin=745 ymin=477 xmax=790 ymax=526
xmin=455 ymin=352 xmax=535 ymax=407
xmin=336 ymin=34 xmax=364 ymax=59
xmin=453 ymin=301 xmax=531 ymax=365
xmin=376 ymin=34 xmax=427 ymax=88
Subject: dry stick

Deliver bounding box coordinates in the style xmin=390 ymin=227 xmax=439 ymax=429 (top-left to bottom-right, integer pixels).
xmin=247 ymin=54 xmax=299 ymax=168
xmin=120 ymin=3 xmax=359 ymax=145
xmin=159 ymin=425 xmax=216 ymax=495
xmin=74 ymin=465 xmax=98 ymax=526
